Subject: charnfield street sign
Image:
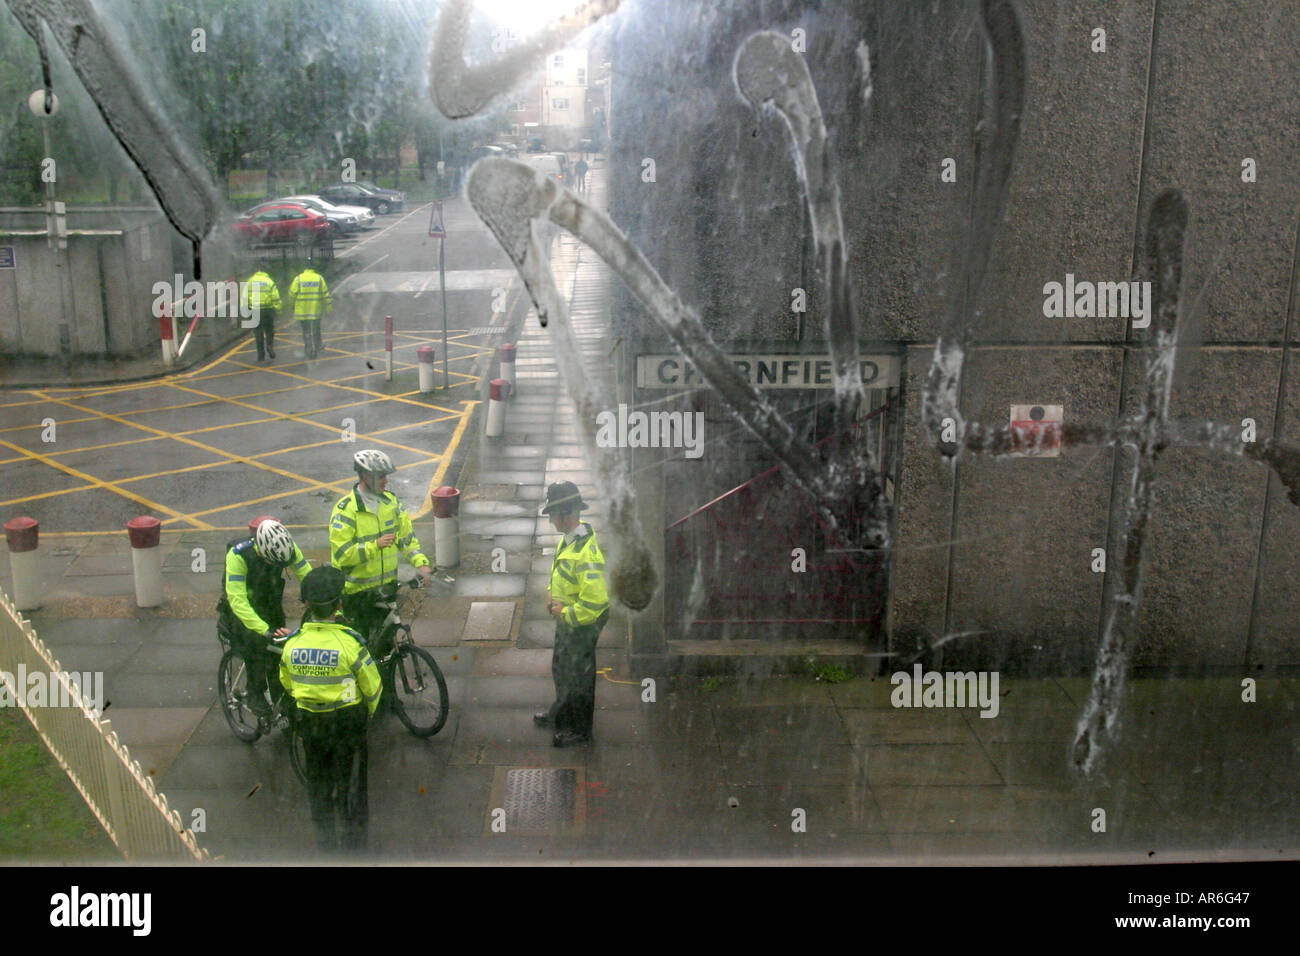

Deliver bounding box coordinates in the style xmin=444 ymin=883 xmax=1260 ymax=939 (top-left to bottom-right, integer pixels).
xmin=636 ymin=353 xmax=900 ymax=390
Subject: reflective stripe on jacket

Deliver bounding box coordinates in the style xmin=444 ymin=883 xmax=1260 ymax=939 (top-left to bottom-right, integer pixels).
xmin=278 ymin=619 xmax=382 ymax=716
xmin=222 ymin=538 xmax=311 ymax=634
xmin=548 ymin=523 xmax=609 ymax=628
xmin=329 ymin=485 xmax=429 ymax=594
xmin=288 ymin=269 xmax=331 ymax=319
xmin=241 ymin=272 xmax=281 ymax=311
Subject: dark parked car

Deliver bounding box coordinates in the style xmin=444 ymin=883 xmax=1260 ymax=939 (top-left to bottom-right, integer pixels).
xmin=354 ymin=180 xmax=406 ymax=211
xmin=230 ymin=203 xmax=330 ymax=247
xmin=318 ymin=182 xmax=404 ymax=215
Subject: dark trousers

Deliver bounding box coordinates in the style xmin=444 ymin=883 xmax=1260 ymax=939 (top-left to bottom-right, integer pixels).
xmin=547 ymin=613 xmax=607 ymax=736
xmin=298 ymin=703 xmax=369 ymax=853
xmin=229 ymin=625 xmax=275 ymax=712
xmin=299 ymin=318 xmax=322 ymax=357
xmin=253 ymin=308 xmax=277 ymax=359
xmin=342 ymin=590 xmax=390 ymax=652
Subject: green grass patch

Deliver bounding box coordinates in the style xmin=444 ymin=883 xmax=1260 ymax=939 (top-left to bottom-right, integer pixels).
xmin=806 ymin=659 xmax=854 ymax=684
xmin=0 ymin=708 xmax=119 ymax=860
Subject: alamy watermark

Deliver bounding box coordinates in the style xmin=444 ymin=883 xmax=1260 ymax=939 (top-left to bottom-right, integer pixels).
xmin=1042 ymin=273 xmax=1152 ymax=329
xmin=151 ymin=274 xmax=256 ymax=325
xmin=50 ymin=886 xmax=150 ymax=936
xmin=595 ymin=404 xmax=705 ymax=459
xmin=1 ymin=664 xmax=104 ymax=714
xmin=890 ymin=664 xmax=1000 ymax=718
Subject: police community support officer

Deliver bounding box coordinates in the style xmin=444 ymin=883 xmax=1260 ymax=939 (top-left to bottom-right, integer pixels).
xmin=279 ymin=566 xmax=381 ymax=854
xmin=329 ymin=449 xmax=433 ymax=647
xmin=288 ymin=265 xmax=331 ymax=359
xmin=240 ymin=264 xmax=281 ymax=362
xmin=218 ymin=519 xmax=311 ymax=719
xmin=534 ymin=482 xmax=610 ymax=747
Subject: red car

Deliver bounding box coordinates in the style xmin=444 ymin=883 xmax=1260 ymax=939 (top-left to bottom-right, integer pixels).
xmin=231 ymin=203 xmax=330 ymax=247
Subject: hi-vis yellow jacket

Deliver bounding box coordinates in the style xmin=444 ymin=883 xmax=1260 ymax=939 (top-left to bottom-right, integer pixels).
xmin=329 ymin=485 xmax=429 ymax=594
xmin=241 ymin=271 xmax=281 ymax=312
xmin=279 ymin=619 xmax=381 ymax=716
xmin=288 ymin=268 xmax=331 ymax=320
xmin=548 ymin=523 xmax=609 ymax=628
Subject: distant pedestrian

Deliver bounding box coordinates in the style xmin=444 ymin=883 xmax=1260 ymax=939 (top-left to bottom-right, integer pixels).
xmin=241 ymin=264 xmax=280 ymax=362
xmin=574 ymin=158 xmax=588 ymax=192
xmin=288 ymin=265 xmax=332 ymax=359
xmin=534 ymin=482 xmax=609 ymax=747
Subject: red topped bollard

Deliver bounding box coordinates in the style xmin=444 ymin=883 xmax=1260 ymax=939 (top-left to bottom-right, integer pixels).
xmin=248 ymin=514 xmax=278 ymax=535
xmin=486 ymin=378 xmax=508 ymax=438
xmin=418 ymin=346 xmax=436 ymax=393
xmin=497 ymin=343 xmax=516 ymax=396
xmin=127 ymin=515 xmax=163 ymax=608
xmin=4 ymin=516 xmax=40 ymax=611
xmin=431 ymin=486 xmax=460 ymax=569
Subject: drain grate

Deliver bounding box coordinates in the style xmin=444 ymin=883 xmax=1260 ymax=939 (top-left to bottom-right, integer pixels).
xmin=504 ymin=768 xmax=576 ymax=829
xmin=487 ymin=767 xmax=585 ymax=835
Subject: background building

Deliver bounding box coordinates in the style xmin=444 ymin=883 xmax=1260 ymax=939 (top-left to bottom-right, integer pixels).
xmin=606 ymin=0 xmax=1300 ymax=674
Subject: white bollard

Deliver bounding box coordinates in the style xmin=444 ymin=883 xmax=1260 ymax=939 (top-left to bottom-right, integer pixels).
xmin=418 ymin=346 xmax=436 ymax=393
xmin=127 ymin=516 xmax=163 ymax=608
xmin=486 ymin=378 xmax=507 ymax=438
xmin=5 ymin=516 xmax=41 ymax=611
xmin=497 ymin=343 xmax=516 ymax=396
xmin=431 ymin=486 xmax=460 ymax=569
xmin=160 ymin=306 xmax=176 ymax=367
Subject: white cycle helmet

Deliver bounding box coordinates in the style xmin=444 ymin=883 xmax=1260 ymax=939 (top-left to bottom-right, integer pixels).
xmin=254 ymin=519 xmax=296 ymax=566
xmin=353 ymin=448 xmax=396 ymax=479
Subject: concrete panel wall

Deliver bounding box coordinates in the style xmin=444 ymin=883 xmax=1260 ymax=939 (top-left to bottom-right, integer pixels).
xmin=605 ymin=0 xmax=1300 ymax=669
xmin=1136 ymin=2 xmax=1300 ymax=345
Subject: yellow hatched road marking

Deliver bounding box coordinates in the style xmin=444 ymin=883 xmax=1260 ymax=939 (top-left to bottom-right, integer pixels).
xmin=31 ymin=391 xmax=345 ymax=504
xmin=0 ymin=435 xmax=210 ymax=528
xmin=413 ymin=401 xmax=478 ymax=520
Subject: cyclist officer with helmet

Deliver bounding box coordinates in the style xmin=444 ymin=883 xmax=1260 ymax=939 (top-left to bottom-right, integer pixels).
xmin=218 ymin=519 xmax=312 ymax=719
xmin=329 ymin=449 xmax=433 ymax=650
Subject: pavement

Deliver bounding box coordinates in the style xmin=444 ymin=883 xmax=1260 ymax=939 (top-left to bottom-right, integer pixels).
xmin=4 ymin=163 xmax=1299 ymax=863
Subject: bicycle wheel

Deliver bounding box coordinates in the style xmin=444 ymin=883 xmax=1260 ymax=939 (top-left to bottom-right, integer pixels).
xmin=388 ymin=643 xmax=449 ymax=738
xmin=218 ymin=648 xmax=263 ymax=743
xmin=287 ymin=718 xmax=308 ymax=785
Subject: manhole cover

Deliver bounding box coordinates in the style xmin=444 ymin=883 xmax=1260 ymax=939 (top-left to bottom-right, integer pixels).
xmin=488 ymin=767 xmax=585 ymax=834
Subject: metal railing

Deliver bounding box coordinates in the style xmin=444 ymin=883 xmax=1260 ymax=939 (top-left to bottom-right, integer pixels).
xmin=0 ymin=586 xmax=209 ymax=862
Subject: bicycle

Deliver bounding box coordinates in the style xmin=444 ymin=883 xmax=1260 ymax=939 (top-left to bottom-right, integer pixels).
xmin=216 ymin=627 xmax=308 ymax=783
xmin=361 ymin=577 xmax=450 ymax=738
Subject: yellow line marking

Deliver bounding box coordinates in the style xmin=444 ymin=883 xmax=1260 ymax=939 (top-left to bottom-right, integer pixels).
xmin=162 ymin=382 xmax=449 ymax=461
xmin=596 ymin=667 xmax=641 ymax=686
xmin=0 ymin=414 xmax=104 ymax=434
xmin=30 ymin=391 xmax=344 ymax=510
xmin=412 ymin=400 xmax=479 ymax=520
xmin=367 ymin=412 xmax=462 ymax=436
xmin=169 ymin=480 xmax=355 ymax=522
xmin=0 ymin=484 xmax=98 ymax=508
xmin=0 ymin=434 xmax=210 ymax=528
xmin=219 ymin=360 xmax=465 ymax=415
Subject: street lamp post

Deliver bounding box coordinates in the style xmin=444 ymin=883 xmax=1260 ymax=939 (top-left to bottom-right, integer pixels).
xmin=28 ymin=88 xmax=75 ymax=361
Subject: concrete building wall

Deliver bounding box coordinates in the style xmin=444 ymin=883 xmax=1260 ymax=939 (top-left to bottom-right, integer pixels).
xmin=608 ymin=0 xmax=1300 ymax=671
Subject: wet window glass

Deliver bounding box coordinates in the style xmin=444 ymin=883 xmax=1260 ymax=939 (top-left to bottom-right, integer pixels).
xmin=0 ymin=0 xmax=1296 ymax=880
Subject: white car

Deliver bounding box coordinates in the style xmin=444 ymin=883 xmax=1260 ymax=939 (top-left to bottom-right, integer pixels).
xmin=282 ymin=195 xmax=375 ymax=233
xmin=524 ymin=154 xmax=566 ymax=185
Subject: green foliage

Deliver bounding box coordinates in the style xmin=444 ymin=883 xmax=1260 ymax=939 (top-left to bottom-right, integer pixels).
xmin=806 ymin=658 xmax=853 ymax=683
xmin=701 ymin=676 xmax=721 ymax=692
xmin=0 ymin=708 xmax=118 ymax=860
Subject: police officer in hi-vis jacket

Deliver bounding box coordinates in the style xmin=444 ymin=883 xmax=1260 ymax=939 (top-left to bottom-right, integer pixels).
xmin=279 ymin=566 xmax=381 ymax=854
xmin=533 ymin=482 xmax=610 ymax=747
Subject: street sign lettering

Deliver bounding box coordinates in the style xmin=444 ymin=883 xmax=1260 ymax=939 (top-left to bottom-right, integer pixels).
xmin=636 ymin=353 xmax=900 ymax=390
